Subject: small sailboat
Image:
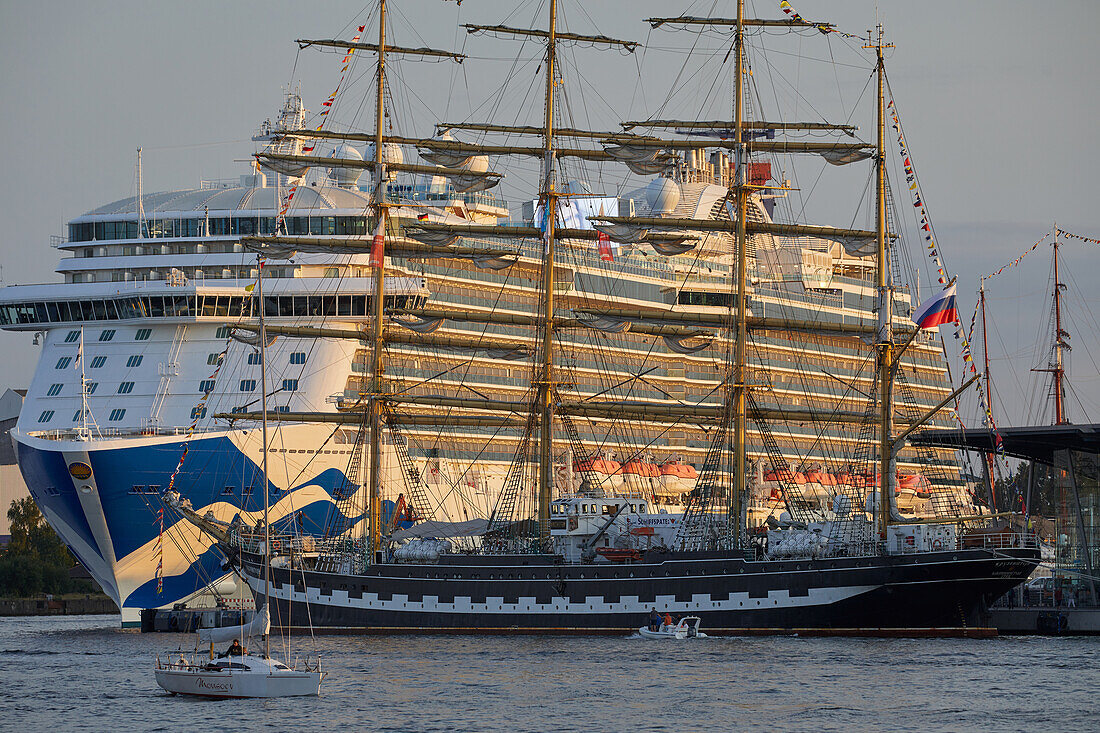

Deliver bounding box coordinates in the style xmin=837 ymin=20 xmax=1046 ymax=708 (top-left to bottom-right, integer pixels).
xmin=638 ymin=616 xmax=708 ymax=640
xmin=154 ymin=607 xmax=323 ymax=698
xmin=155 ymin=220 xmax=322 ymax=698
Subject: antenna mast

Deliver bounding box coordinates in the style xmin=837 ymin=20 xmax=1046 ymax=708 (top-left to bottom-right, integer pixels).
xmin=136 ymin=148 xmax=145 ymax=239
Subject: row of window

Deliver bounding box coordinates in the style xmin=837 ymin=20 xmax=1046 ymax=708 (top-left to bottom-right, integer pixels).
xmin=68 ymin=377 xmax=307 ymax=395
xmin=55 ymin=350 xmax=295 ymax=374
xmin=206 ymin=379 xmax=299 ymax=393
xmin=56 ymin=355 xmax=116 ymax=370
xmin=38 ymin=408 xmax=126 ymax=424
xmin=69 ymin=215 xmax=372 ymax=243
xmin=36 ymin=402 xmax=296 ymax=425
xmin=128 ymin=484 xmax=280 ymax=497
xmin=63 ymin=328 xmax=150 ymax=343
xmin=1 ymin=294 xmax=421 ymax=326
xmin=47 ymin=377 xmax=134 ymax=395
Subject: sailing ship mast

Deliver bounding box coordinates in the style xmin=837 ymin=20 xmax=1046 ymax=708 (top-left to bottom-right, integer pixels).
xmin=367 ymin=0 xmax=388 ymax=564
xmin=256 ymin=254 xmax=271 ymax=660
xmin=536 ymin=0 xmax=559 ymax=544
xmin=867 ymin=25 xmax=894 ymax=541
xmin=1029 ymin=227 xmax=1069 ymax=425
xmin=731 ymin=0 xmax=747 ymax=546
xmin=1049 ymin=230 xmax=1068 ymax=425
xmin=978 ymin=278 xmax=998 ymax=508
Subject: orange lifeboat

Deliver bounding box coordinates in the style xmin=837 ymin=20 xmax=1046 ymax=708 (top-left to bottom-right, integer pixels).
xmin=658 ymin=460 xmax=697 ymax=494
xmin=574 ymin=458 xmax=623 ymax=489
xmin=803 ymin=471 xmax=830 ymax=498
xmin=622 ymin=460 xmax=660 ymax=492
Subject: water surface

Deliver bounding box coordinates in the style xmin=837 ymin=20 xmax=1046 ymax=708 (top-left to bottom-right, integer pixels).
xmin=0 ymin=615 xmax=1093 ymax=732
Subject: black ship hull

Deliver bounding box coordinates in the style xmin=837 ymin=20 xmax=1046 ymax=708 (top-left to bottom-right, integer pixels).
xmin=232 ymin=546 xmax=1039 ymax=634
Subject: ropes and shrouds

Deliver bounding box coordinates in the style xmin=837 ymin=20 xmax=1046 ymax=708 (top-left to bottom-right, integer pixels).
xmin=1054 ymin=227 xmax=1100 ymax=245
xmin=275 ymin=24 xmax=367 ymax=230
xmin=889 ymin=97 xmax=1004 ymax=459
xmin=984 ymin=228 xmax=1053 ymax=281
xmin=154 ymin=508 xmax=164 ymax=595
xmin=779 ymin=1 xmax=861 ymax=38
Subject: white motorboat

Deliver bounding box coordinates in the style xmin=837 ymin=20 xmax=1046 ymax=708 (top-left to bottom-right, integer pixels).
xmin=637 ymin=616 xmax=708 ymax=640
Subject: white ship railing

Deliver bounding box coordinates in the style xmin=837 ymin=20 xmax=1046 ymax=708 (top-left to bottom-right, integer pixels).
xmin=29 ymin=425 xmax=216 ymax=441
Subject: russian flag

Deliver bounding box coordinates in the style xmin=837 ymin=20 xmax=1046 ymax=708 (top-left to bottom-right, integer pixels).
xmin=912 ymin=283 xmax=958 ymax=329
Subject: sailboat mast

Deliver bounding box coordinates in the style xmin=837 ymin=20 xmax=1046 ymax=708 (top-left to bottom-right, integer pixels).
xmin=871 ymin=26 xmax=893 ymax=541
xmin=257 ymin=255 xmax=271 ymax=660
xmin=731 ymin=0 xmax=747 ymax=546
xmin=536 ymin=0 xmax=559 ymax=544
xmin=1052 ymin=231 xmax=1066 ymax=424
xmin=367 ymin=0 xmax=388 ymax=562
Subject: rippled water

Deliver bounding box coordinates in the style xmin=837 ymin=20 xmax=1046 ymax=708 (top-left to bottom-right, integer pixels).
xmin=0 ymin=614 xmax=1094 ymax=732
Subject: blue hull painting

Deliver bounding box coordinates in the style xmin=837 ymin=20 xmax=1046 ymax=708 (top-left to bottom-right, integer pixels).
xmin=13 ymin=432 xmax=364 ymax=613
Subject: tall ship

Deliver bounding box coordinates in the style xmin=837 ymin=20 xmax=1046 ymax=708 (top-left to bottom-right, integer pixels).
xmin=3 ymin=2 xmax=1017 ymax=628
xmin=173 ymin=0 xmax=1037 ymax=632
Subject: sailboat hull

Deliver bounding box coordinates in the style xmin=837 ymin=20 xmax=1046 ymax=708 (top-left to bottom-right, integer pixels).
xmin=236 ymin=546 xmax=1038 ymax=633
xmin=154 ymin=655 xmax=322 ymax=698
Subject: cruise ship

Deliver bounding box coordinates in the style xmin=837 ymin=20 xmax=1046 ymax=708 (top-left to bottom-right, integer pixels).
xmin=1 ymin=87 xmax=969 ymax=625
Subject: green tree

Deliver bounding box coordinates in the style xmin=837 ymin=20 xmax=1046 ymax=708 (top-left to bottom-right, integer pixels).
xmin=0 ymin=498 xmax=78 ymax=597
xmin=6 ymin=497 xmax=73 ymax=566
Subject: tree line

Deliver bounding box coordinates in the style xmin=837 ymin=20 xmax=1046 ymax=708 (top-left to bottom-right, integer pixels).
xmin=0 ymin=498 xmax=100 ymax=597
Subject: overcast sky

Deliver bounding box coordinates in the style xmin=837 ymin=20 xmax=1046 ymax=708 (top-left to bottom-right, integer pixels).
xmin=1 ymin=0 xmax=1097 ymax=429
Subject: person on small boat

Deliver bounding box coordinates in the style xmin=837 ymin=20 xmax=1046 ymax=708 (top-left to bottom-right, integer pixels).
xmin=648 ymin=608 xmax=661 ymax=632
xmin=663 ymin=611 xmax=673 ymax=629
xmin=220 ymin=639 xmax=245 ymax=658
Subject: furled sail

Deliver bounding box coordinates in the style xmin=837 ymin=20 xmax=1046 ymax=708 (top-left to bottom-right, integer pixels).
xmin=197 ymin=605 xmax=270 ymax=645
xmin=390 ymin=315 xmax=444 ymax=333
xmin=663 ymin=333 xmax=712 ymax=354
